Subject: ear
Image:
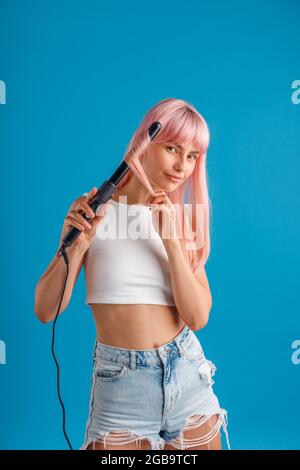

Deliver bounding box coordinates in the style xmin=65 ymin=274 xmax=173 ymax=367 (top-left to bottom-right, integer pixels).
xmin=141 ymin=149 xmax=148 ymax=162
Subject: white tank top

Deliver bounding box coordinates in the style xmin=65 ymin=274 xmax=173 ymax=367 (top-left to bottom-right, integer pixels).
xmin=83 ymin=197 xmax=176 ymax=306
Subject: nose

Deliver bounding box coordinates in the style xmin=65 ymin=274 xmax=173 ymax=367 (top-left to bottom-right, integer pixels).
xmin=173 ymin=162 xmax=186 ymax=176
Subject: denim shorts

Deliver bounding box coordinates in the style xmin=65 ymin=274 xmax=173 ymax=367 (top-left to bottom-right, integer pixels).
xmin=80 ymin=324 xmax=230 ymax=450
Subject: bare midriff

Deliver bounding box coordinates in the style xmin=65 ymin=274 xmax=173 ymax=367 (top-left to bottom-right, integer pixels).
xmin=89 ymin=303 xmax=186 ymax=350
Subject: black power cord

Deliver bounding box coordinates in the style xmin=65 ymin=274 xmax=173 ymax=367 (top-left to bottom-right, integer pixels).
xmin=51 ymin=247 xmax=73 ymax=450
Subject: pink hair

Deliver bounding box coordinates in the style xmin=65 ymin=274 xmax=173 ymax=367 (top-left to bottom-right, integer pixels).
xmin=119 ymin=97 xmax=211 ymax=275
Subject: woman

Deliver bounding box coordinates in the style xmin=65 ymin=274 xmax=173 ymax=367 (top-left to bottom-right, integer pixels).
xmin=34 ymin=98 xmax=230 ymax=451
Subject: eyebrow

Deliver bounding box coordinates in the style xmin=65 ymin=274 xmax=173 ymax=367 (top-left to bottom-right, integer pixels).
xmin=172 ymin=142 xmax=200 ymax=154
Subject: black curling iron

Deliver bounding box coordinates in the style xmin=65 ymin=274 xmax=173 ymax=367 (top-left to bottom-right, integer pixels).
xmin=51 ymin=121 xmax=162 ymax=450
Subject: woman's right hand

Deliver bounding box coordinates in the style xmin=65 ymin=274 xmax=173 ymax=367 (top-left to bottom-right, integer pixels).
xmin=59 ymin=187 xmax=109 ymax=250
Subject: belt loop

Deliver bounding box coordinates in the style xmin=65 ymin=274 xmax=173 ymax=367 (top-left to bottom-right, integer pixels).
xmin=130 ymin=350 xmax=136 ymax=370
xmin=93 ymin=339 xmax=98 ymax=366
xmin=174 ymin=338 xmax=183 ymax=356
xmin=174 ymin=325 xmax=188 ymax=356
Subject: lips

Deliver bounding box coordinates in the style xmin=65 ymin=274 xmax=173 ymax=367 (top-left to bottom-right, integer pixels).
xmin=164 ymin=172 xmax=183 ymax=182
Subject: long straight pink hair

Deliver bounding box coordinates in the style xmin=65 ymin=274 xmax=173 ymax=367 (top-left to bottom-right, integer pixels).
xmin=118 ymin=97 xmax=211 ymax=276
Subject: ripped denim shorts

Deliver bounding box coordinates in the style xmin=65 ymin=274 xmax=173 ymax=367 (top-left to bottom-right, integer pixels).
xmin=80 ymin=324 xmax=230 ymax=450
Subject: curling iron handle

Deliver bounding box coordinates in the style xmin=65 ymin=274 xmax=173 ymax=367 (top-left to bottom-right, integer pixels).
xmin=59 ymin=180 xmax=116 ymax=251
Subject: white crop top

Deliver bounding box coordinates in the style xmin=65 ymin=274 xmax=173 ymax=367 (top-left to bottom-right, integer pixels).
xmin=83 ymin=196 xmax=176 ymax=306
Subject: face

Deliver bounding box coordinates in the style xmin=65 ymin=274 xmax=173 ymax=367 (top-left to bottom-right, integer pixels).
xmin=142 ymin=141 xmax=200 ymax=191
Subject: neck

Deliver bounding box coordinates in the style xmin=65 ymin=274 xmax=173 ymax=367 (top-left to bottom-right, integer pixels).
xmin=113 ymin=174 xmax=161 ymax=205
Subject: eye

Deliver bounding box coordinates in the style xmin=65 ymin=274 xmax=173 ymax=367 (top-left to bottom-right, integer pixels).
xmin=166 ymin=146 xmax=198 ymax=161
xmin=166 ymin=146 xmax=177 ymax=153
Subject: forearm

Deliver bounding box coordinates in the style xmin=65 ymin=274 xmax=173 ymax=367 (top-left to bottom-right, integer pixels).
xmin=34 ymin=241 xmax=88 ymax=323
xmin=164 ymin=240 xmax=212 ymax=330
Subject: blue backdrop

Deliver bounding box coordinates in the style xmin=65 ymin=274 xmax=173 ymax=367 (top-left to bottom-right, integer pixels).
xmin=1 ymin=0 xmax=299 ymax=450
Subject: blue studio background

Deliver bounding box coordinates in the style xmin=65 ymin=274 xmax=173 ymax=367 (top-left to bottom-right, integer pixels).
xmin=0 ymin=0 xmax=299 ymax=450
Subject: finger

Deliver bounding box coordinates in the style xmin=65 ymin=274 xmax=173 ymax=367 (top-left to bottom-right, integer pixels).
xmin=146 ymin=191 xmax=164 ymax=204
xmin=69 ymin=209 xmax=92 ymax=229
xmin=152 ymin=204 xmax=170 ymax=214
xmin=75 ymin=212 xmax=92 ymax=229
xmin=148 ymin=197 xmax=166 ymax=207
xmin=147 ymin=192 xmax=166 ymax=202
xmin=79 ymin=201 xmax=96 ymax=219
xmin=65 ymin=216 xmax=87 ymax=231
xmin=155 ymin=191 xmax=166 ymax=197
xmin=85 ymin=187 xmax=97 ymax=203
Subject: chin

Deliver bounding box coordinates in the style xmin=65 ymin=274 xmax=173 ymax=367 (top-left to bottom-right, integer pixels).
xmin=164 ymin=179 xmax=184 ymax=190
xmin=163 ymin=183 xmax=180 ymax=194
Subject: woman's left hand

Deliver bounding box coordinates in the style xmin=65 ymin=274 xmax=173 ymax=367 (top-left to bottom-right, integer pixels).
xmin=146 ymin=190 xmax=179 ymax=246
